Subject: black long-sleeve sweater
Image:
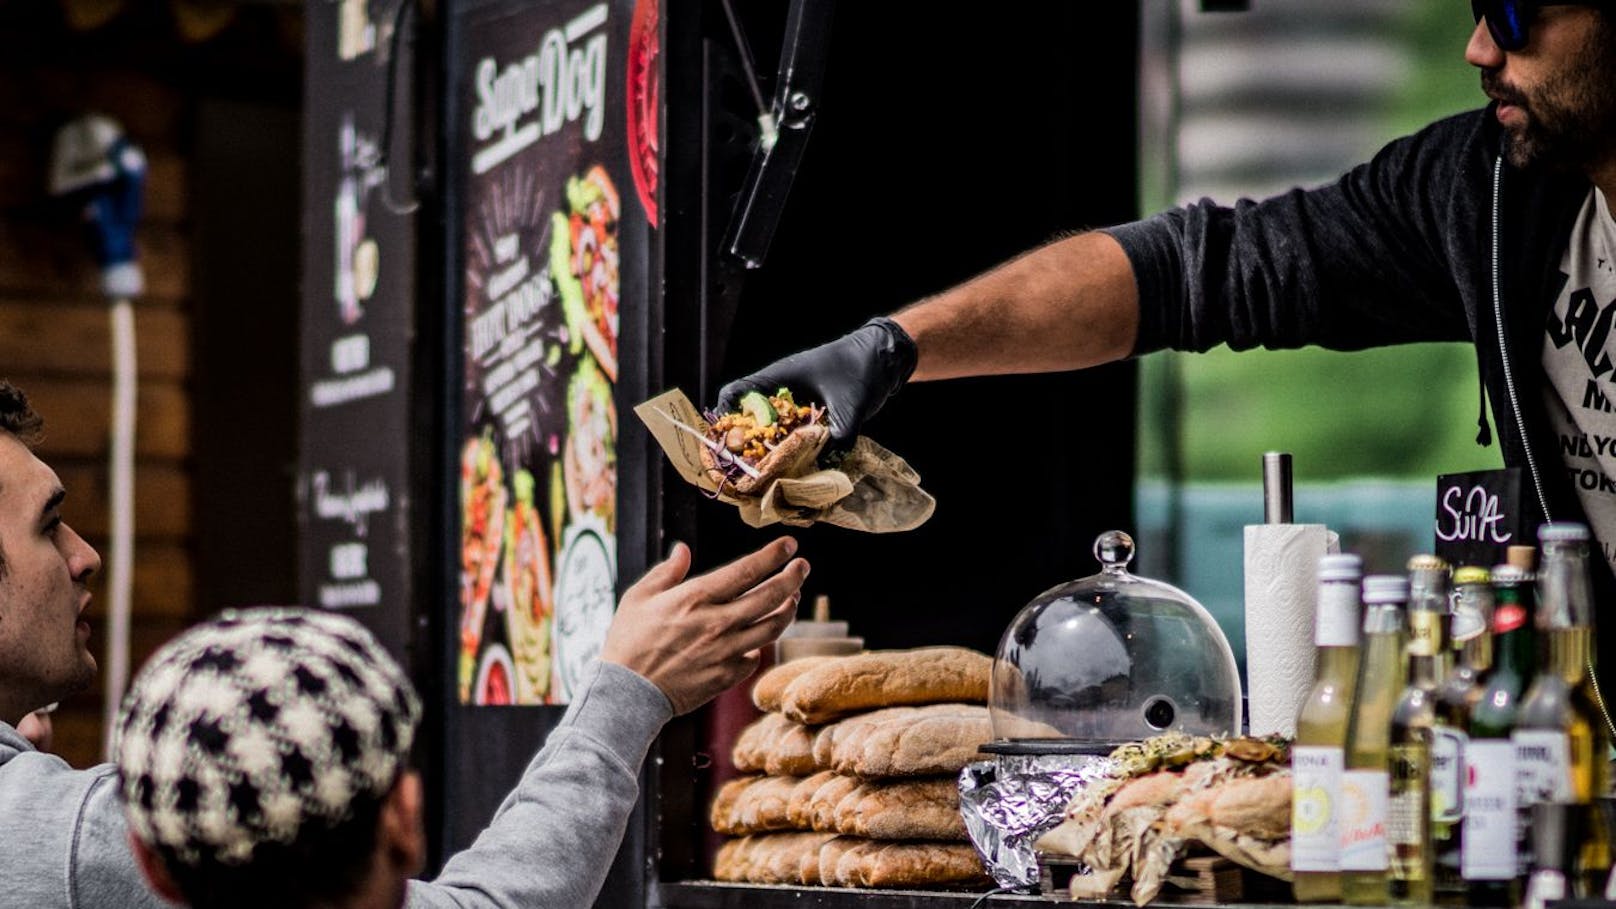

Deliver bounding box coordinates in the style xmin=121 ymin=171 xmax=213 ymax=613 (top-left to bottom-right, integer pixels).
xmin=1106 ymin=105 xmax=1611 ymax=677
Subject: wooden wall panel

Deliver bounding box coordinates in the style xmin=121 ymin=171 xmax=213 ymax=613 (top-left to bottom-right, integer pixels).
xmin=0 ymin=302 xmax=189 ymax=379
xmin=54 ymin=461 xmax=191 ymax=539
xmin=0 ymin=139 xmax=185 ymax=224
xmin=0 ymin=223 xmax=191 ymax=302
xmin=133 ymin=542 xmax=194 ymax=618
xmin=25 ymin=379 xmax=190 ymax=460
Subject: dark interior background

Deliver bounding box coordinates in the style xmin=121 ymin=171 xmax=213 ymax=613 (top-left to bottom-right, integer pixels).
xmin=688 ymin=3 xmax=1143 ymax=657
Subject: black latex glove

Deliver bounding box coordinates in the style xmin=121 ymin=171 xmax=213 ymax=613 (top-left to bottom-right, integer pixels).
xmin=715 ymin=316 xmax=918 ymax=448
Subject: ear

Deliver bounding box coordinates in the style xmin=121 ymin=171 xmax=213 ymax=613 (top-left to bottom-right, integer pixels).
xmin=128 ymin=832 xmax=187 ymax=905
xmin=377 ymin=770 xmax=427 ymax=879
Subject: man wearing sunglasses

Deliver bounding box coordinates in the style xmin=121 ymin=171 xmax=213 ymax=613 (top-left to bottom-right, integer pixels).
xmin=720 ymin=3 xmax=1616 ymax=688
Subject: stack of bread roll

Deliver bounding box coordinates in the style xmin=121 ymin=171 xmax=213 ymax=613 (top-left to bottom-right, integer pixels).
xmin=710 ymin=647 xmax=995 ymax=889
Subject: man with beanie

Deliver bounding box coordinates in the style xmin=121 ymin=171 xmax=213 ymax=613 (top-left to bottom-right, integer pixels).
xmin=0 ymin=378 xmax=809 ymax=907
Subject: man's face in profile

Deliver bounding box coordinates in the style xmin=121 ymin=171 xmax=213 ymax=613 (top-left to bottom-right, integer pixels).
xmin=0 ymin=434 xmax=100 ymax=719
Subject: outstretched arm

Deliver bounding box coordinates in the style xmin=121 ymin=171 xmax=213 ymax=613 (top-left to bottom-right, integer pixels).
xmin=410 ymin=539 xmax=806 ymax=909
xmin=717 ymin=232 xmax=1139 ymax=445
xmin=894 ymin=231 xmax=1139 ymax=382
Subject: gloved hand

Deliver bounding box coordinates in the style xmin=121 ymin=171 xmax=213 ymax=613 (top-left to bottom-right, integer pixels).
xmin=715 ymin=316 xmax=918 ymax=448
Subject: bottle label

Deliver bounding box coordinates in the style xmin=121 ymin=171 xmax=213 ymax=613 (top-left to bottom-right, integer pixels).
xmin=1340 ymin=768 xmax=1390 ymax=871
xmin=1451 ymin=604 xmax=1487 ymax=642
xmin=1408 ymin=610 xmax=1442 ymax=657
xmin=1317 ymin=584 xmax=1361 ymax=648
xmin=1494 ymin=602 xmax=1527 ymax=634
xmin=1462 ymin=739 xmax=1517 ymax=880
xmin=1513 ymin=728 xmax=1573 ymax=804
xmin=1388 ymin=745 xmax=1429 ymax=882
xmin=1291 ymin=745 xmax=1344 ymax=872
xmin=1430 ymin=725 xmax=1467 ymax=824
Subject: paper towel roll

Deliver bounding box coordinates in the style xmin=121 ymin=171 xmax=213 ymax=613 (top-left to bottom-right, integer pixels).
xmin=1243 ymin=523 xmax=1337 ymax=737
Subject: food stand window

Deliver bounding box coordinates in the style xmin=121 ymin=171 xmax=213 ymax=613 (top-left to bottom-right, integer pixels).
xmin=653 ymin=2 xmax=1146 ymax=905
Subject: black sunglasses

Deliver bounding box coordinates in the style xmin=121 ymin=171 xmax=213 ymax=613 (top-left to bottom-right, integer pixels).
xmin=1471 ymin=0 xmax=1613 ymax=51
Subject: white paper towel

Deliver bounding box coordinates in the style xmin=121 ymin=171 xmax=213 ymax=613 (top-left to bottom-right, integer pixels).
xmin=1243 ymin=523 xmax=1338 ymax=737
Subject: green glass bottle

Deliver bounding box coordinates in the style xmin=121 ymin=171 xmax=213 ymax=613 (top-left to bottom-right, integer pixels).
xmin=1463 ymin=563 xmax=1535 ymax=907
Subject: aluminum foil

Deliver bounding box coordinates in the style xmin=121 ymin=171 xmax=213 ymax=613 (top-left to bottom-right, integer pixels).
xmin=959 ymin=751 xmax=1121 ymax=889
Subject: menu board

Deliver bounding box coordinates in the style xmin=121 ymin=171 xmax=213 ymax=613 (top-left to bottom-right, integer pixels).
xmin=456 ymin=0 xmax=648 ymax=706
xmin=298 ymin=0 xmax=417 ymax=662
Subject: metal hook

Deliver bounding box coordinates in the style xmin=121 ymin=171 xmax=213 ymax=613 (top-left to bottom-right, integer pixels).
xmin=378 ymin=0 xmax=419 ymax=215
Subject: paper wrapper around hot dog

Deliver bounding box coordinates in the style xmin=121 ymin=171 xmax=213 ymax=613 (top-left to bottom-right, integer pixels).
xmin=634 ymin=389 xmax=935 ymax=532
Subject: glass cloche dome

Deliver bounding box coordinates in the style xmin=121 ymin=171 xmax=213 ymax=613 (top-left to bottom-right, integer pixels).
xmin=988 ymin=531 xmax=1242 ymax=752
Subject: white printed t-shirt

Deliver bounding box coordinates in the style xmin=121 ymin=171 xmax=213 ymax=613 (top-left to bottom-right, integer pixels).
xmin=1543 ymin=188 xmax=1616 ymax=572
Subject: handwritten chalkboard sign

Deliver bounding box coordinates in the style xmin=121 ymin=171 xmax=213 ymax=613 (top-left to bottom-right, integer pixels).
xmin=1435 ymin=468 xmax=1525 ymax=570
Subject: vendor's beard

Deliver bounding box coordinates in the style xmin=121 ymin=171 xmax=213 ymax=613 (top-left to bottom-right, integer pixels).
xmin=1485 ymin=27 xmax=1616 ymax=173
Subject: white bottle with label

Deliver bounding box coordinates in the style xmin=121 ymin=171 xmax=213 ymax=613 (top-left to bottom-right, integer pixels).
xmin=1293 ymin=554 xmax=1364 ymax=903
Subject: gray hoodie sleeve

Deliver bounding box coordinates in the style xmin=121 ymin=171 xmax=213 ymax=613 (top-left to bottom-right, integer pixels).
xmin=71 ymin=771 xmax=171 ymax=909
xmin=0 ymin=725 xmax=166 ymax=909
xmin=407 ymin=659 xmax=672 ymax=909
xmin=1108 ymin=110 xmax=1488 ymax=357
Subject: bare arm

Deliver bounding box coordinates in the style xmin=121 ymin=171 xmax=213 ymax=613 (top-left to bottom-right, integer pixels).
xmin=715 ymin=231 xmax=1140 ymax=444
xmin=892 ymin=231 xmax=1139 ymax=382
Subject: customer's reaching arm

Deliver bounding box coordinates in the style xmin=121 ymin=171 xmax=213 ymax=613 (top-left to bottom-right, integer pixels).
xmin=410 ymin=538 xmax=807 ymax=909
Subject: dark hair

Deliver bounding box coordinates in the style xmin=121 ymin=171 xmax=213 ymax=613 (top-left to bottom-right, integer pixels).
xmin=0 ymin=381 xmax=43 ymax=447
xmin=154 ymin=788 xmax=387 ymax=909
xmin=0 ymin=381 xmax=43 ymax=576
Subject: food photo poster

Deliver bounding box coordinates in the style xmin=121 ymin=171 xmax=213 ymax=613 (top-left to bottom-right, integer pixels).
xmin=456 ymin=0 xmax=656 ymax=706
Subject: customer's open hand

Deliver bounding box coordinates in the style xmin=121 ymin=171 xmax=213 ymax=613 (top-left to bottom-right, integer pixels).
xmin=601 ymin=538 xmax=807 ymax=715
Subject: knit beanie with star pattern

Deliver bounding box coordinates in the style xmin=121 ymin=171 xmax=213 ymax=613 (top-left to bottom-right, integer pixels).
xmin=114 ymin=607 xmax=421 ymax=866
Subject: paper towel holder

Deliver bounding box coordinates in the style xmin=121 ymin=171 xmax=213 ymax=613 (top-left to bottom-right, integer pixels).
xmin=1263 ymin=451 xmax=1293 ymax=524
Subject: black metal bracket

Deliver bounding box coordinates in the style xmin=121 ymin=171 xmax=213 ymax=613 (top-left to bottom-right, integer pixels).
xmin=719 ymin=0 xmax=836 ymax=269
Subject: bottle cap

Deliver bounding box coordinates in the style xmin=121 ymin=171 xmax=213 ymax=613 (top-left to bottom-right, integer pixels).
xmin=1538 ymin=522 xmax=1590 ymax=543
xmin=1453 ymin=565 xmax=1491 ymax=586
xmin=1318 ymin=553 xmax=1363 ymax=582
xmin=1507 ymin=545 xmax=1537 ymax=571
xmin=1406 ymin=553 xmax=1449 ymax=572
xmin=1363 ymin=574 xmax=1409 ymax=604
xmin=1492 ymin=564 xmax=1533 ymax=584
xmin=775 ymin=594 xmax=864 ymax=661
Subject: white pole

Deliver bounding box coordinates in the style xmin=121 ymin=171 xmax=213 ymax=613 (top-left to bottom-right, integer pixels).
xmin=102 ymin=298 xmax=135 ymax=760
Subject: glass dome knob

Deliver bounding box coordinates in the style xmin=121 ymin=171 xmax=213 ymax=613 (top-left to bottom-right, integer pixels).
xmin=1093 ymin=530 xmax=1135 ymax=573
